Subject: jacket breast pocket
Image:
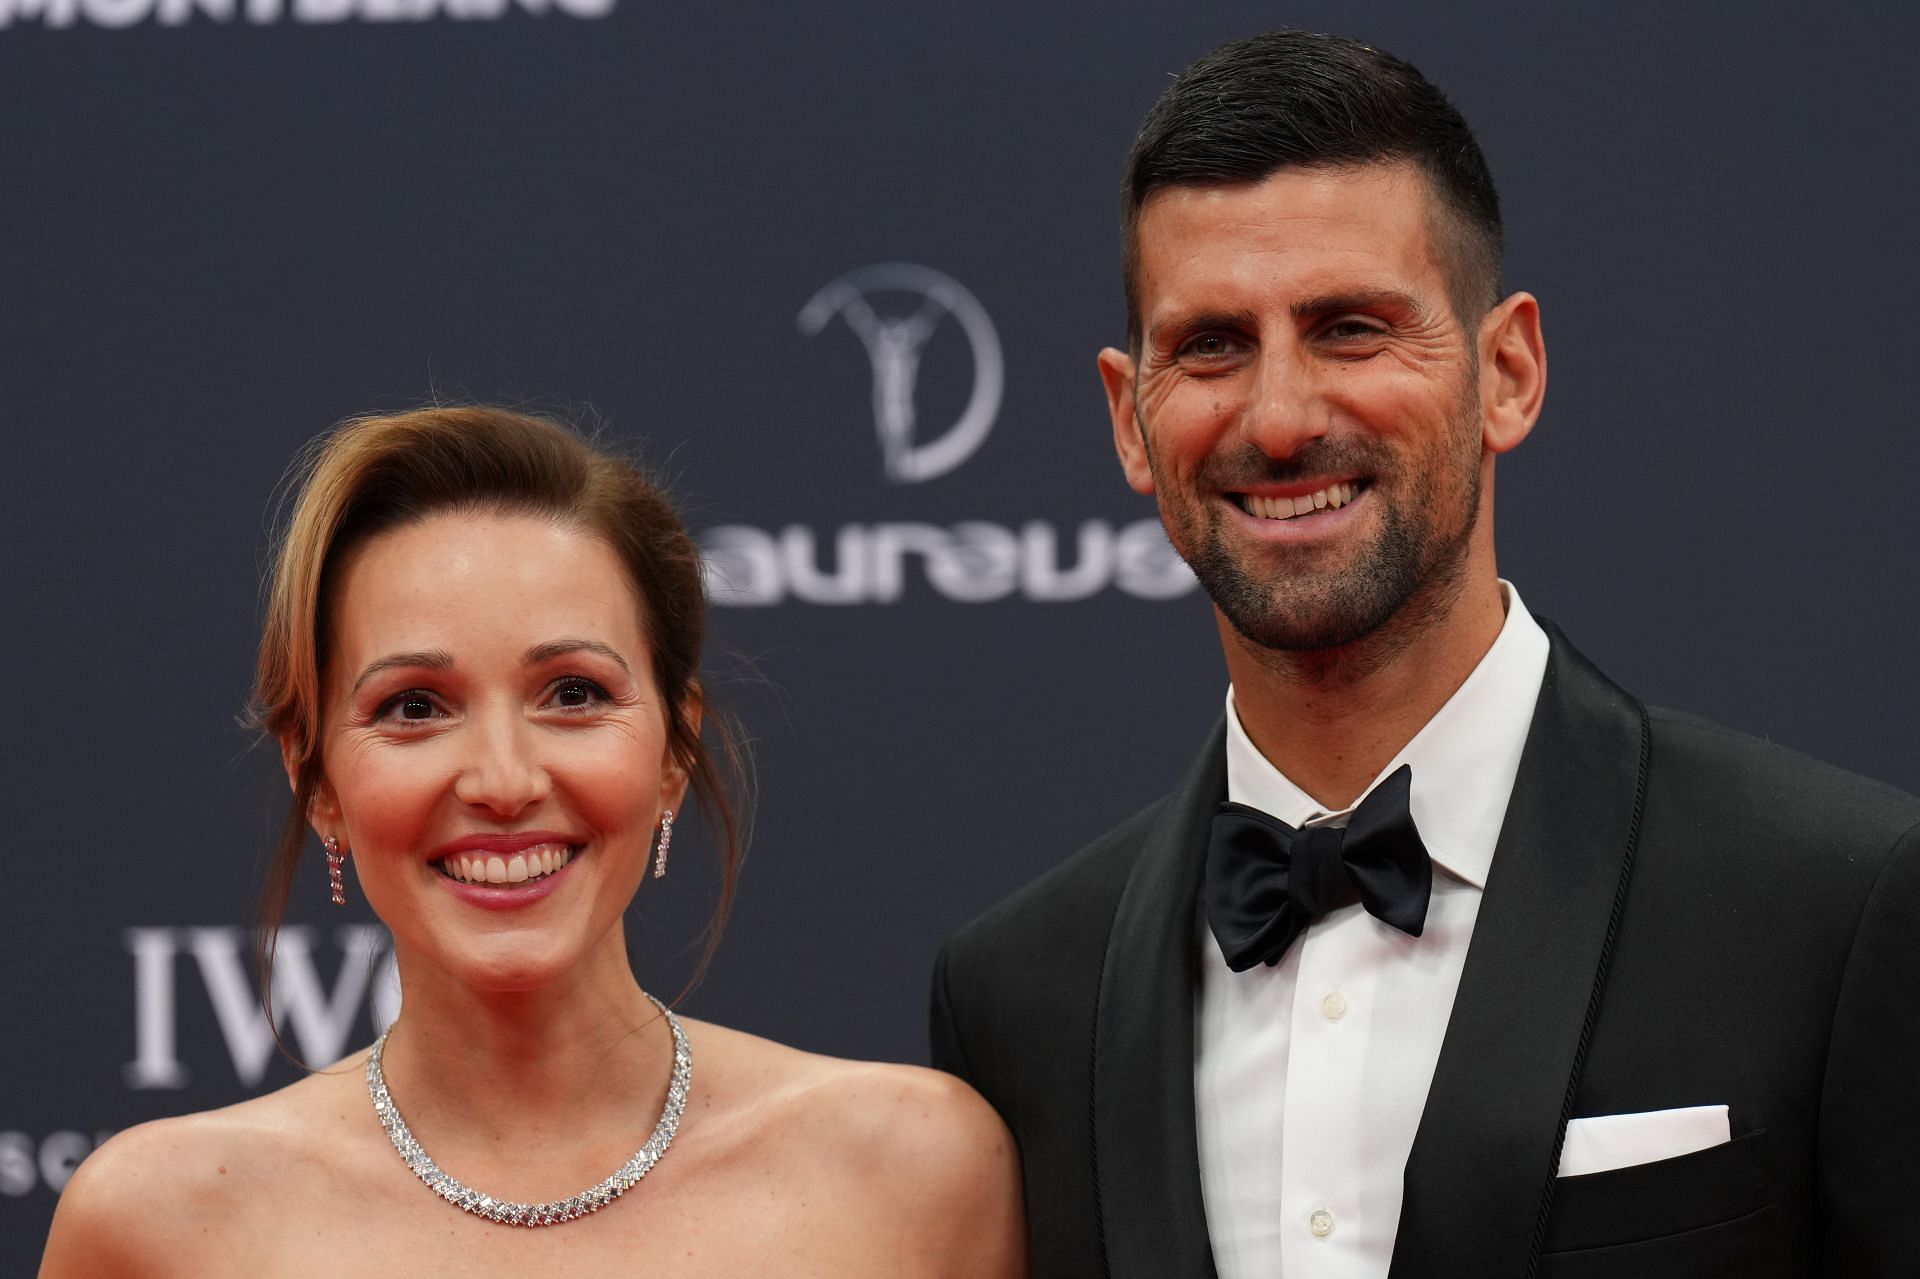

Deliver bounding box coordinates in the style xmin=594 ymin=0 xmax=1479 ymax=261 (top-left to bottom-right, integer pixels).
xmin=1540 ymin=1127 xmax=1773 ymax=1258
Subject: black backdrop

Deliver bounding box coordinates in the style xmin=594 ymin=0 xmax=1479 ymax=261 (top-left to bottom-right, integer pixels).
xmin=5 ymin=2 xmax=1918 ymax=1264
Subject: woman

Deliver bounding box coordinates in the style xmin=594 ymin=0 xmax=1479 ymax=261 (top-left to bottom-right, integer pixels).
xmin=41 ymin=407 xmax=1024 ymax=1277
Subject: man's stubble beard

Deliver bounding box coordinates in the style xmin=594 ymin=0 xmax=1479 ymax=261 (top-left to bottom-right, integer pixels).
xmin=1143 ymin=388 xmax=1484 ymax=682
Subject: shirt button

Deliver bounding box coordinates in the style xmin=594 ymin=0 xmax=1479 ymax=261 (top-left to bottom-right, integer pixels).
xmin=1321 ymin=991 xmax=1348 ymax=1020
xmin=1309 ymin=1208 xmax=1335 ymax=1238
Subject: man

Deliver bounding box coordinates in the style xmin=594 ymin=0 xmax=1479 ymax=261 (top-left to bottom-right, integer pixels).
xmin=930 ymin=30 xmax=1920 ymax=1279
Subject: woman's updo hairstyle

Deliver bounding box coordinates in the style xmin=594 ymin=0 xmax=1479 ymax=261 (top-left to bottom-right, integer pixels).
xmin=251 ymin=406 xmax=745 ymax=1018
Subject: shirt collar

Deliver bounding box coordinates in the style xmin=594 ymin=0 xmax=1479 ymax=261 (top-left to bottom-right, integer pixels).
xmin=1224 ymin=580 xmax=1550 ymax=891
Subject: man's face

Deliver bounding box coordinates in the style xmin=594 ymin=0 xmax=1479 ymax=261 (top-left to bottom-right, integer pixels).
xmin=1103 ymin=162 xmax=1493 ymax=654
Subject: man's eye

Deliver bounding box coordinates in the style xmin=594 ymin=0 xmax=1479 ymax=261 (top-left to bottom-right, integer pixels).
xmin=1322 ymin=319 xmax=1382 ymax=341
xmin=1179 ymin=333 xmax=1245 ymax=362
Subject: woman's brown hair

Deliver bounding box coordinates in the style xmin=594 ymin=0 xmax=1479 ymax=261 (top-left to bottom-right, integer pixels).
xmin=250 ymin=406 xmax=747 ymax=1040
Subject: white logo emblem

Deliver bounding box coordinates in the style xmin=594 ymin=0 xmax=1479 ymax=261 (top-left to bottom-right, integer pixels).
xmin=798 ymin=263 xmax=1003 ymax=484
xmin=123 ymin=926 xmax=400 ymax=1089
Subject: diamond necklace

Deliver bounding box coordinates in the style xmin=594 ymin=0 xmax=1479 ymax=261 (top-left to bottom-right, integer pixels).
xmin=365 ymin=992 xmax=692 ymax=1228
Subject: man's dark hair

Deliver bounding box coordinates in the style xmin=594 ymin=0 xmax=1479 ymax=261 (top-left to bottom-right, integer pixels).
xmin=1122 ymin=31 xmax=1504 ymax=345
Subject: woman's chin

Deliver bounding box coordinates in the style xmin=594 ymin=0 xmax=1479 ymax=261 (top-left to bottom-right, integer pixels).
xmin=388 ymin=899 xmax=633 ymax=998
xmin=434 ymin=939 xmax=584 ymax=995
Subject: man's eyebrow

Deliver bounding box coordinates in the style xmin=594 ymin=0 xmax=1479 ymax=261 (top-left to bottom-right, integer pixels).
xmin=525 ymin=638 xmax=632 ymax=674
xmin=350 ymin=650 xmax=454 ymax=697
xmin=1146 ymin=307 xmax=1260 ymax=348
xmin=1146 ymin=291 xmax=1426 ymax=348
xmin=1292 ymin=288 xmax=1427 ymax=321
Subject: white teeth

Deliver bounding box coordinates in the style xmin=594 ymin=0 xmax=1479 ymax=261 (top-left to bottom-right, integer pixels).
xmin=1243 ymin=482 xmax=1360 ymax=521
xmin=439 ymin=843 xmax=576 ymax=885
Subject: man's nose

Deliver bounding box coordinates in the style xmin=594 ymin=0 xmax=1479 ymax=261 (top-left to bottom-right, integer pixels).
xmin=452 ymin=712 xmax=552 ymax=817
xmin=1239 ymin=344 xmax=1331 ymax=459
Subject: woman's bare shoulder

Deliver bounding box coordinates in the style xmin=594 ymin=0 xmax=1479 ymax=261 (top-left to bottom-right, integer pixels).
xmin=691 ymin=1017 xmax=1004 ymax=1134
xmin=783 ymin=1048 xmax=1026 ymax=1276
xmin=685 ymin=1020 xmax=1025 ymax=1276
xmin=807 ymin=1055 xmax=1013 ymax=1165
xmin=39 ymin=1065 xmax=363 ymax=1278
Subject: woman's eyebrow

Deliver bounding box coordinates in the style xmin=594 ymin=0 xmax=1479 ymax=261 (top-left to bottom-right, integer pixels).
xmin=525 ymin=638 xmax=632 ymax=675
xmin=350 ymin=650 xmax=454 ymax=697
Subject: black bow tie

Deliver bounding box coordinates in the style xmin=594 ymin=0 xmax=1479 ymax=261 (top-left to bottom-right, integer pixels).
xmin=1205 ymin=764 xmax=1433 ymax=972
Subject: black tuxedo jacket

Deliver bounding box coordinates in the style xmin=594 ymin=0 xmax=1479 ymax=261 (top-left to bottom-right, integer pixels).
xmin=931 ymin=626 xmax=1920 ymax=1278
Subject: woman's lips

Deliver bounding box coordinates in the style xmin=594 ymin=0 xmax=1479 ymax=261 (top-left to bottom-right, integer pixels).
xmin=427 ymin=830 xmax=582 ymax=858
xmin=433 ymin=844 xmax=583 ymax=910
xmin=437 ymin=842 xmax=573 ymax=885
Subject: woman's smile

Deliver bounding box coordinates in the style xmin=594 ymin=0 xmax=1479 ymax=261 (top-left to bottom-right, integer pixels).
xmin=436 ymin=841 xmax=577 ymax=886
xmin=432 ymin=843 xmax=585 ymax=912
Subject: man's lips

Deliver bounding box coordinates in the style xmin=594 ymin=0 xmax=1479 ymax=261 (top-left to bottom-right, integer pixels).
xmin=1229 ymin=478 xmax=1367 ymax=522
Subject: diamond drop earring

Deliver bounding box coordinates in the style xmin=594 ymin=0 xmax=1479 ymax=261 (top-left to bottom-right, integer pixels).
xmin=653 ymin=810 xmax=675 ymax=879
xmin=324 ymin=835 xmax=347 ymax=906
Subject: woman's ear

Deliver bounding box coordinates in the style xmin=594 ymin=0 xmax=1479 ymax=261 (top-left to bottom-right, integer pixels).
xmin=278 ymin=734 xmax=301 ymax=795
xmin=665 ymin=683 xmax=704 ymax=811
xmin=280 ymin=734 xmax=340 ymax=837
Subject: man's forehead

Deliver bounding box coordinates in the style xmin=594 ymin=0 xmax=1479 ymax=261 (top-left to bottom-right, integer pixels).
xmin=1137 ymin=157 xmax=1437 ymax=221
xmin=1134 ymin=161 xmax=1449 ymax=307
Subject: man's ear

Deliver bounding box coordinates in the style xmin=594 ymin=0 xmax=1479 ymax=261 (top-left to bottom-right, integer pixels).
xmin=1098 ymin=347 xmax=1156 ymax=495
xmin=1478 ymin=291 xmax=1546 ymax=455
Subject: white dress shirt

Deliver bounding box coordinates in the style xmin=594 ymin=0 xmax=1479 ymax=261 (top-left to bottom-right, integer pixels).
xmin=1195 ymin=583 xmax=1550 ymax=1279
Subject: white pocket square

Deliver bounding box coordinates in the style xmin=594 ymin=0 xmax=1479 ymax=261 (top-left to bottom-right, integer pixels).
xmin=1556 ymin=1104 xmax=1731 ymax=1177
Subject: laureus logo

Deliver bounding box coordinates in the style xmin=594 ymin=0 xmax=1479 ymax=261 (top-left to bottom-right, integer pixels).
xmin=798 ymin=263 xmax=1003 ymax=484
xmin=692 ymin=261 xmax=1196 ymax=607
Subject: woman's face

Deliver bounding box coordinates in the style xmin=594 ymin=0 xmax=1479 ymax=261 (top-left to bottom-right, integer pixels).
xmin=307 ymin=509 xmax=686 ymax=993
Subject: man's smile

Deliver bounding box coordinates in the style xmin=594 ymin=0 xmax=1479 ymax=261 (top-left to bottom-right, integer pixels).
xmin=1232 ymin=480 xmax=1366 ymax=521
xmin=1217 ymin=479 xmax=1375 ymax=545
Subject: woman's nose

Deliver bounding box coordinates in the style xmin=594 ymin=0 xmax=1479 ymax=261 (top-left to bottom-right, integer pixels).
xmin=451 ymin=714 xmax=552 ymax=816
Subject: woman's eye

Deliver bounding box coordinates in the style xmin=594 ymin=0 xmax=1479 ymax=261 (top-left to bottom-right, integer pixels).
xmin=376 ymin=691 xmax=441 ymax=723
xmin=549 ymin=678 xmax=609 ymax=710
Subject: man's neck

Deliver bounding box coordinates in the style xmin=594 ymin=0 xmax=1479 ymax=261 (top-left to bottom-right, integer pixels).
xmin=1222 ymin=574 xmax=1509 ymax=811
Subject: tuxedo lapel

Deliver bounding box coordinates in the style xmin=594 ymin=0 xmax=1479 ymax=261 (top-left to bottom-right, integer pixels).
xmin=1092 ymin=728 xmax=1223 ymax=1279
xmin=1391 ymin=626 xmax=1650 ymax=1279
